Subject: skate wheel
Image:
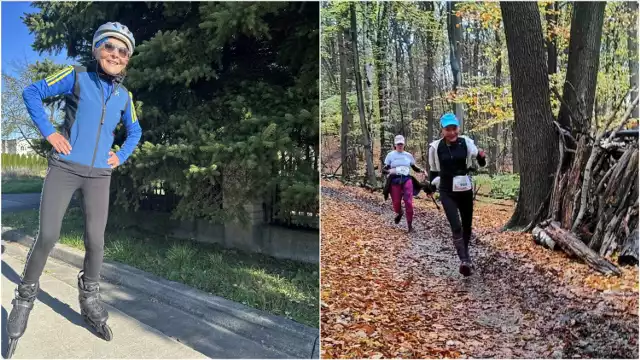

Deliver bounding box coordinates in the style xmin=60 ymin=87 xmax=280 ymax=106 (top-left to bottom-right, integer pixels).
xmin=101 ymin=324 xmax=113 ymax=341
xmin=6 ymin=338 xmax=19 ymax=358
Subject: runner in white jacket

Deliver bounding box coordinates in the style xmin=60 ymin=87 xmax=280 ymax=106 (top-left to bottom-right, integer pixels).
xmin=428 ymin=114 xmax=486 ymax=276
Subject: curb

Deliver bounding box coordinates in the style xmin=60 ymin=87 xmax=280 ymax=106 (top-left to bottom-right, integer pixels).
xmin=2 ymin=226 xmax=320 ymax=359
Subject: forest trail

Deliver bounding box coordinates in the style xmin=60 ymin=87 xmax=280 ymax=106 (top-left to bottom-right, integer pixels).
xmin=320 ymin=180 xmax=637 ymax=359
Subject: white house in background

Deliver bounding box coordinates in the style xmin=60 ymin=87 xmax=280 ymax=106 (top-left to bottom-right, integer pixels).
xmin=1 ymin=138 xmax=37 ymax=155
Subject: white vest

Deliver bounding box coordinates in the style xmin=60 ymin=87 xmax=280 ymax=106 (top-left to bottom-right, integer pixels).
xmin=428 ymin=135 xmax=479 ymax=172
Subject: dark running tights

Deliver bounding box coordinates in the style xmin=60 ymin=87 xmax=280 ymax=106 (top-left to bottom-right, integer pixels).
xmin=439 ymin=189 xmax=474 ymax=243
xmin=21 ymin=166 xmax=111 ymax=285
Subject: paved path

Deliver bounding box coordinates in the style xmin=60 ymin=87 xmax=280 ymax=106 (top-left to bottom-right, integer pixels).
xmin=1 ymin=193 xmax=41 ymax=213
xmin=2 ymin=248 xmax=207 ymax=359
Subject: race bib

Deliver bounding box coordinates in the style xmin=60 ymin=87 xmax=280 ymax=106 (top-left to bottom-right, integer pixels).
xmin=395 ymin=166 xmax=410 ymax=176
xmin=452 ymin=175 xmax=472 ymax=192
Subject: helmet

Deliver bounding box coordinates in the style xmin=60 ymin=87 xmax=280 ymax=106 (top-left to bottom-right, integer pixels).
xmin=92 ymin=22 xmax=135 ymax=55
xmin=440 ymin=113 xmax=460 ymax=128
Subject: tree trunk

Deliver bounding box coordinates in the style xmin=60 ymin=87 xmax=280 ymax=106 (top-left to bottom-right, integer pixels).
xmin=422 ymin=1 xmax=435 ymax=149
xmin=557 ymin=2 xmax=606 ymax=133
xmin=376 ymin=2 xmax=390 ymax=168
xmin=447 ymin=1 xmax=465 ymax=130
xmin=321 ymin=38 xmax=340 ymax=94
xmin=407 ymin=33 xmax=419 ymax=129
xmin=501 ymin=1 xmax=559 ymax=228
xmin=545 ymin=2 xmax=558 ymax=75
xmin=393 ymin=20 xmax=406 ymax=135
xmin=426 ymin=54 xmax=434 ymax=144
xmin=629 ymin=1 xmax=639 ymax=121
xmin=339 ymin=30 xmax=354 ymax=178
xmin=489 ymin=29 xmax=502 ymax=175
xmin=350 ymin=3 xmax=376 ymax=185
xmin=472 ymin=20 xmax=480 ymax=86
xmin=511 ymin=123 xmax=519 ymax=174
xmin=362 ymin=3 xmax=374 ymax=136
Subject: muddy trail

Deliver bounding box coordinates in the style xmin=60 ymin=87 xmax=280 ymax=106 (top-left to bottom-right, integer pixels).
xmin=321 ymin=183 xmax=638 ymax=359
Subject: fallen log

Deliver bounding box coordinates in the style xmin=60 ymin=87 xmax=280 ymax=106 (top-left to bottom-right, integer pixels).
xmin=532 ymin=225 xmax=556 ymax=250
xmin=619 ymin=229 xmax=639 ymax=266
xmin=603 ymin=129 xmax=639 ymax=139
xmin=541 ymin=221 xmax=622 ymax=276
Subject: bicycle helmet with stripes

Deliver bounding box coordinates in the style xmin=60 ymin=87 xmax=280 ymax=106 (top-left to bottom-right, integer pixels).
xmin=92 ymin=22 xmax=135 ymax=55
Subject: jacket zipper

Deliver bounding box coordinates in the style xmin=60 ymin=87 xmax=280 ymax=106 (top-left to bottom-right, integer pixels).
xmin=89 ymin=78 xmax=118 ymax=175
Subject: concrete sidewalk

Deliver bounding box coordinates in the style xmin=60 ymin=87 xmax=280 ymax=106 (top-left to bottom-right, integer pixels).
xmin=1 ymin=193 xmax=41 ymax=212
xmin=1 ymin=248 xmax=207 ymax=359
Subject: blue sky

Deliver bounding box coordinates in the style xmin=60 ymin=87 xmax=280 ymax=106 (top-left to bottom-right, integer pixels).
xmin=2 ymin=1 xmax=72 ymax=76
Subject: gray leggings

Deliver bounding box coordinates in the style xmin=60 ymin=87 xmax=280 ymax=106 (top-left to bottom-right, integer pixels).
xmin=21 ymin=165 xmax=111 ymax=285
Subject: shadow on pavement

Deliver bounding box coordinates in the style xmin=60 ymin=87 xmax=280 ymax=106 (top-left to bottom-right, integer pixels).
xmin=1 ymin=249 xmax=313 ymax=358
xmin=1 ymin=306 xmax=8 ymax=357
xmin=1 ymin=260 xmax=90 ymax=337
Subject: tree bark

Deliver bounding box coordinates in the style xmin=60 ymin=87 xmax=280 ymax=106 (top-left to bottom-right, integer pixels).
xmin=447 ymin=1 xmax=465 ymax=130
xmin=511 ymin=123 xmax=519 ymax=174
xmin=545 ymin=2 xmax=558 ymax=75
xmin=350 ymin=3 xmax=376 ymax=185
xmin=422 ymin=2 xmax=436 ymax=149
xmin=339 ymin=30 xmax=354 ymax=178
xmin=407 ymin=31 xmax=419 ymax=129
xmin=501 ymin=1 xmax=559 ymax=228
xmin=376 ymin=2 xmax=390 ymax=168
xmin=619 ymin=229 xmax=639 ymax=266
xmin=393 ymin=19 xmax=406 ymax=135
xmin=322 ymin=36 xmax=340 ymax=94
xmin=489 ymin=29 xmax=502 ymax=175
xmin=557 ymin=2 xmax=606 ymax=133
xmin=629 ymin=1 xmax=639 ymax=121
xmin=362 ymin=3 xmax=374 ymax=136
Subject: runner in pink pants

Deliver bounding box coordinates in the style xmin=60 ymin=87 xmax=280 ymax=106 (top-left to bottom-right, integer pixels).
xmin=382 ymin=135 xmax=424 ymax=232
xmin=390 ymin=178 xmax=414 ymax=226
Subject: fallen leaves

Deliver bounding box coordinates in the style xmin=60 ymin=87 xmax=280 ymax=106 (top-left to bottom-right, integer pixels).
xmin=321 ymin=180 xmax=639 ymax=359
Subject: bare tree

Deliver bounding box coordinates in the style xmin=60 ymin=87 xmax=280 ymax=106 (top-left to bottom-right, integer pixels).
xmin=350 ymin=3 xmax=376 ymax=185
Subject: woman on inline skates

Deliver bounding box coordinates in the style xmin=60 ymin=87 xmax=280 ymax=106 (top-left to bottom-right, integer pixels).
xmin=6 ymin=22 xmax=141 ymax=357
xmin=382 ymin=135 xmax=425 ymax=233
xmin=428 ymin=113 xmax=486 ymax=276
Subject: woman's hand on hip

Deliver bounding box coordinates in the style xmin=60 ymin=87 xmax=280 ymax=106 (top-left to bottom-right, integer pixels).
xmin=108 ymin=151 xmax=120 ymax=168
xmin=46 ymin=133 xmax=72 ymax=155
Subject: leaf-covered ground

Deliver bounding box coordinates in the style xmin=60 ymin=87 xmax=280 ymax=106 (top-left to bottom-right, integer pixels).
xmin=321 ymin=180 xmax=638 ymax=358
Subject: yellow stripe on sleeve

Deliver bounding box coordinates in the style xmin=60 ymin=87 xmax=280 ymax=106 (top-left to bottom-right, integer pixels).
xmin=128 ymin=92 xmax=138 ymax=123
xmin=45 ymin=66 xmax=74 ymax=86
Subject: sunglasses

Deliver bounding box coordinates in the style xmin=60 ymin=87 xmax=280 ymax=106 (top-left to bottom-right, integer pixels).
xmin=102 ymin=42 xmax=130 ymax=59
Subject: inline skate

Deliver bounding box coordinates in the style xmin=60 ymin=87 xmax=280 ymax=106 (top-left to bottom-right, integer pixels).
xmin=77 ymin=271 xmax=112 ymax=341
xmin=5 ymin=282 xmax=39 ymax=358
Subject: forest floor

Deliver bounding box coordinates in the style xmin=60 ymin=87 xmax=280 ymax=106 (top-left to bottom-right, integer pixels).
xmin=320 ymin=179 xmax=638 ymax=358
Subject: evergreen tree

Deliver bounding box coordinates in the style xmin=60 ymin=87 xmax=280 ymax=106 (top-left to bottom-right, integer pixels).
xmin=25 ymin=2 xmax=319 ymax=222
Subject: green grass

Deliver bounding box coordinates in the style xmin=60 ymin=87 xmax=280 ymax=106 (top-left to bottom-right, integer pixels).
xmin=474 ymin=174 xmax=520 ymax=200
xmin=2 ymin=207 xmax=319 ymax=327
xmin=2 ymin=173 xmax=45 ymax=194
